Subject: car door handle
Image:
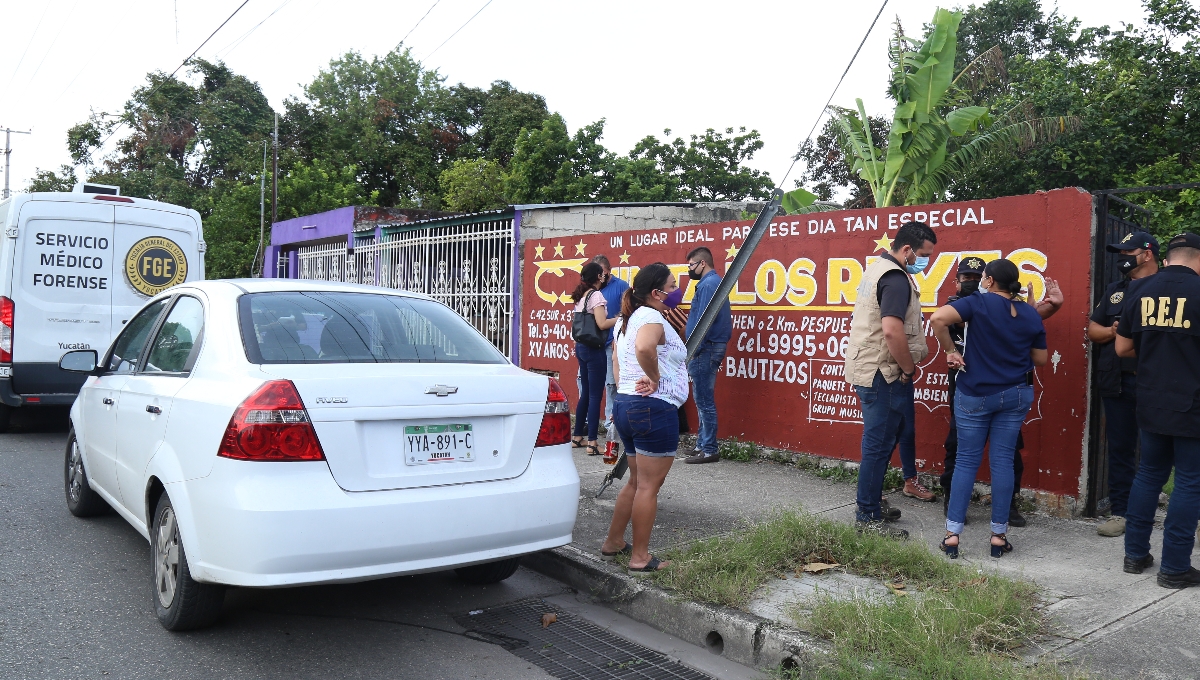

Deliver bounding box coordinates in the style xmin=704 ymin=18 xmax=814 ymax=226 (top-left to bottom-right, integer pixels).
xmin=102 ymin=397 xmax=114 ymax=405
xmin=145 ymin=405 xmax=162 ymax=414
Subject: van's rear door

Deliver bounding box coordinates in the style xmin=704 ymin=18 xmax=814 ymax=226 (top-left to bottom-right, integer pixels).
xmin=11 ymin=200 xmax=114 ymax=393
xmin=111 ymin=206 xmax=200 ymax=335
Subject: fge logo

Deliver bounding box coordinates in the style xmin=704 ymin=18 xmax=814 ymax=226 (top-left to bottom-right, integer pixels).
xmin=124 ymin=237 xmax=188 ymax=296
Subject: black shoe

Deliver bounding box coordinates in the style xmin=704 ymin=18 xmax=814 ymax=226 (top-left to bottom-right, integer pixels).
xmin=880 ymin=499 xmax=901 ymax=522
xmin=855 ymin=519 xmax=909 ymax=540
xmin=1124 ymin=553 xmax=1154 ymax=574
xmin=1157 ymin=567 xmax=1200 ymax=589
xmin=1008 ymin=498 xmax=1027 ymax=528
xmin=684 ymin=452 xmax=719 ymax=464
xmin=943 ymin=493 xmax=949 ymax=517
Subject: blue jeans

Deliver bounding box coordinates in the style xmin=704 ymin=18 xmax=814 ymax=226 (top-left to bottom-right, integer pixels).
xmin=614 ymin=393 xmax=680 ymax=456
xmin=946 ymin=385 xmax=1034 ymax=535
xmin=893 ymin=390 xmax=917 ymax=479
xmin=687 ymin=342 xmax=726 ymax=456
xmin=573 ymin=343 xmax=607 ymax=441
xmin=1101 ymin=372 xmax=1140 ymax=517
xmin=854 ymin=370 xmax=914 ymax=522
xmin=1124 ymin=431 xmax=1200 ymax=575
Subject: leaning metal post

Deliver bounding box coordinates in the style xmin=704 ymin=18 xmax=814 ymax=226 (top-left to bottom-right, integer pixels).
xmin=685 ymin=189 xmax=783 ymax=361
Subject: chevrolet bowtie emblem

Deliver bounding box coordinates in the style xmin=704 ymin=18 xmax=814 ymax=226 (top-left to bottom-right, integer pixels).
xmin=424 ymin=385 xmax=459 ymax=397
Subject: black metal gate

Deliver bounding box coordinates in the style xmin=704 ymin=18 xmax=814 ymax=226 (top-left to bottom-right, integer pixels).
xmin=1084 ymin=192 xmax=1151 ymax=516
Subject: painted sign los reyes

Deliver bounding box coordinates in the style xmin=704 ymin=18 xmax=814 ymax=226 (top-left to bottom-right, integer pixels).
xmin=521 ymin=189 xmax=1094 ymax=497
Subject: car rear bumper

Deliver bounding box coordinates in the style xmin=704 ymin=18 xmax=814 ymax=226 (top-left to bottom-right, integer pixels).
xmin=179 ymin=443 xmax=579 ymax=588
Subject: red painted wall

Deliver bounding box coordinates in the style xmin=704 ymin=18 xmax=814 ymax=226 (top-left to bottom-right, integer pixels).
xmin=521 ymin=189 xmax=1093 ymax=497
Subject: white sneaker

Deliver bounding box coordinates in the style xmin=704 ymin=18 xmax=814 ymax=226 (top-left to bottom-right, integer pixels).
xmin=1097 ymin=516 xmax=1126 ymax=537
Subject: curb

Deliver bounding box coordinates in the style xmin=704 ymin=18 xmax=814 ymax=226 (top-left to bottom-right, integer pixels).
xmin=522 ymin=544 xmax=829 ymax=673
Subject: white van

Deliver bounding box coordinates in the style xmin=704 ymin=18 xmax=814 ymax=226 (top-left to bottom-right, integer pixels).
xmin=0 ymin=187 xmax=205 ymax=430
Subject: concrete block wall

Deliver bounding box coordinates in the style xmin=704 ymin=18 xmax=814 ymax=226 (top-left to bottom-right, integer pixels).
xmin=518 ymin=203 xmax=755 ymax=243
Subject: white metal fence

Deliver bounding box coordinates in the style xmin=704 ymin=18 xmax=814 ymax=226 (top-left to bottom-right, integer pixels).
xmin=293 ymin=218 xmax=514 ymax=357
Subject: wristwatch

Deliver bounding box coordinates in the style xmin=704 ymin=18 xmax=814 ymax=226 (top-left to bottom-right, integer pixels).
xmin=901 ymin=369 xmax=915 ymax=382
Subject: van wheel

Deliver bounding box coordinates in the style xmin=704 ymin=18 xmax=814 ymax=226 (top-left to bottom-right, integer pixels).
xmin=65 ymin=431 xmax=108 ymax=517
xmin=455 ymin=557 xmax=521 ymax=584
xmin=152 ymin=494 xmax=225 ymax=631
xmin=0 ymin=404 xmax=11 ymax=433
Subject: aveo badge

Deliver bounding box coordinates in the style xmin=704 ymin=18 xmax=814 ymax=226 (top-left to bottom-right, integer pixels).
xmin=125 ymin=237 xmax=187 ymax=296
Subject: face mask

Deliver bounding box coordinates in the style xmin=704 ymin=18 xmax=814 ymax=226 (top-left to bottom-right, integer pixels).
xmin=658 ymin=288 xmax=685 ymax=309
xmin=687 ymin=265 xmax=703 ymax=282
xmin=1116 ymin=253 xmax=1139 ymax=275
xmin=959 ymin=279 xmax=980 ymax=295
xmin=905 ymin=255 xmax=930 ymax=275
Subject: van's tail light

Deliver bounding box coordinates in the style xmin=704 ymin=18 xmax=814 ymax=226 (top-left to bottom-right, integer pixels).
xmin=217 ymin=380 xmax=325 ymax=461
xmin=534 ymin=378 xmax=571 ymax=447
xmin=0 ymin=297 xmax=13 ymax=363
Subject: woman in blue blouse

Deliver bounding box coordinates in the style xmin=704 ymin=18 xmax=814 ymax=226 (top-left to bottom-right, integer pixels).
xmin=931 ymin=259 xmax=1049 ymax=558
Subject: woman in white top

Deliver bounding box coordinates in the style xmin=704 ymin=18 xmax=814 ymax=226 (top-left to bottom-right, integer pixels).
xmin=571 ymin=262 xmax=617 ymax=454
xmin=600 ymin=263 xmax=688 ymax=573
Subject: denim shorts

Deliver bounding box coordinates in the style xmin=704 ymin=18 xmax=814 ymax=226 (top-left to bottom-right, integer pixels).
xmin=613 ymin=393 xmax=679 ymax=457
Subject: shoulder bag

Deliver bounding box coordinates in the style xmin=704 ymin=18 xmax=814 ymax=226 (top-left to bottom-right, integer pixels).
xmin=571 ymin=290 xmax=606 ymax=348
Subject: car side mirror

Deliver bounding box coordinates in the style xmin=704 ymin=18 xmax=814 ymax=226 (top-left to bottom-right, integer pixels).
xmin=60 ymin=349 xmax=99 ymax=374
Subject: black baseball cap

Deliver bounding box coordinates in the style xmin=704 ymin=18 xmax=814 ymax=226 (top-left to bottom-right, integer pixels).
xmin=1166 ymin=232 xmax=1200 ymax=251
xmin=1106 ymin=231 xmax=1159 ymax=254
xmin=956 ymin=256 xmax=986 ymax=275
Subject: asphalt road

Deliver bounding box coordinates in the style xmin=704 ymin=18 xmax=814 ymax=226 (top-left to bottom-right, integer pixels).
xmin=0 ymin=408 xmax=565 ymax=680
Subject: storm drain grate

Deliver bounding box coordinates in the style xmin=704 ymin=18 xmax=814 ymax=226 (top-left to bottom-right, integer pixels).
xmin=456 ymin=598 xmax=716 ymax=680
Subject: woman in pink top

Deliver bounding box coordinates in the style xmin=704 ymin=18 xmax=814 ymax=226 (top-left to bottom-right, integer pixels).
xmin=571 ymin=263 xmax=618 ymax=454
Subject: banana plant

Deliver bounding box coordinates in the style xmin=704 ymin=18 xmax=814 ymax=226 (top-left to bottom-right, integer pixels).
xmin=831 ymin=8 xmax=1078 ymax=207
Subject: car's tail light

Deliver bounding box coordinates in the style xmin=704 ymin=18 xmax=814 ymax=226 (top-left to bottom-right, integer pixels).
xmin=534 ymin=378 xmax=571 ymax=447
xmin=0 ymin=296 xmax=13 ymax=363
xmin=217 ymin=380 xmax=326 ymax=461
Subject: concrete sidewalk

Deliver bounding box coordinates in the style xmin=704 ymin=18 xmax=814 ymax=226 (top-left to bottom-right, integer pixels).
xmin=568 ymin=446 xmax=1200 ymax=679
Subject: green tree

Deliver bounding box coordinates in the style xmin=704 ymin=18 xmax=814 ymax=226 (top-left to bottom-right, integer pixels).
xmin=623 ymin=127 xmax=774 ymax=202
xmin=25 ymin=165 xmax=78 ymax=192
xmin=438 ymin=158 xmax=506 ymax=212
xmin=948 ymin=0 xmax=1200 ymax=241
xmin=505 ymin=114 xmax=610 ymax=203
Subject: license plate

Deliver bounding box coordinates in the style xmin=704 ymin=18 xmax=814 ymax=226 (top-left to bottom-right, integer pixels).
xmin=404 ymin=424 xmax=474 ymax=465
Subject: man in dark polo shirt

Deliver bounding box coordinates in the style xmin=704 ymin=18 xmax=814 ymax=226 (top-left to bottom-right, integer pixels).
xmin=1116 ymin=232 xmax=1200 ymax=589
xmin=1088 ymin=231 xmax=1160 ymax=537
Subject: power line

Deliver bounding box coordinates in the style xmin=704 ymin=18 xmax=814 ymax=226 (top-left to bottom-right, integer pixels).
xmin=97 ymin=0 xmax=253 ymax=149
xmin=778 ymin=0 xmax=889 ymax=189
xmin=396 ymin=0 xmax=441 ymax=51
xmin=24 ymin=0 xmax=83 ymax=86
xmin=423 ymin=0 xmax=495 ymax=61
xmin=216 ymin=0 xmax=297 ymax=59
xmin=5 ymin=1 xmax=54 ymax=90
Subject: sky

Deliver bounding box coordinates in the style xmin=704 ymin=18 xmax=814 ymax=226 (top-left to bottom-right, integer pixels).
xmin=0 ymin=0 xmax=1152 ymax=199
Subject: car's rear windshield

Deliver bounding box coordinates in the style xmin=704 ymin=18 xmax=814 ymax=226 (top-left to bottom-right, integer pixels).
xmin=238 ymin=291 xmax=507 ymax=364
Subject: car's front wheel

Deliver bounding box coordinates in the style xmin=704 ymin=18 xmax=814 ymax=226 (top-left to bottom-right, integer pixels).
xmin=64 ymin=430 xmax=109 ymax=517
xmin=152 ymin=494 xmax=225 ymax=631
xmin=455 ymin=557 xmax=521 ymax=584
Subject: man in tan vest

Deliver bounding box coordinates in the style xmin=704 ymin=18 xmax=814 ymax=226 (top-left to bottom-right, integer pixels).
xmin=845 ymin=221 xmax=938 ymax=538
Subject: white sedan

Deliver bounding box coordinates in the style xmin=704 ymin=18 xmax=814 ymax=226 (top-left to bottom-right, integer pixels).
xmin=61 ymin=279 xmax=578 ymax=630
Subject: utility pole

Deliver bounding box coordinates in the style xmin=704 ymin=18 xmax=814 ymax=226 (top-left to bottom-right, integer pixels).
xmin=271 ymin=113 xmax=278 ymax=224
xmin=256 ymin=140 xmax=268 ymax=277
xmin=2 ymin=128 xmax=33 ymax=200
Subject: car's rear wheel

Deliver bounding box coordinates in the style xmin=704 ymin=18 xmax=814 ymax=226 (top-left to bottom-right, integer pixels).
xmin=64 ymin=430 xmax=109 ymax=517
xmin=455 ymin=557 xmax=521 ymax=584
xmin=152 ymin=494 xmax=225 ymax=631
xmin=0 ymin=404 xmax=12 ymax=433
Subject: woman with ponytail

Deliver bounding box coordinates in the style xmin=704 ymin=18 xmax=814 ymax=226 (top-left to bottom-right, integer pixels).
xmin=570 ymin=263 xmax=617 ymax=454
xmin=600 ymin=263 xmax=687 ymax=573
xmin=931 ymin=258 xmax=1049 ymax=559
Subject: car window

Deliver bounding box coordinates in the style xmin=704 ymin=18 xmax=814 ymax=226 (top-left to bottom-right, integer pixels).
xmin=143 ymin=296 xmax=204 ymax=374
xmin=106 ymin=298 xmax=171 ymax=374
xmin=238 ymin=292 xmax=506 ymax=364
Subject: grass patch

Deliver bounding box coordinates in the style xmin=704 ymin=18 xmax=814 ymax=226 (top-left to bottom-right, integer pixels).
xmin=654 ymin=511 xmax=1081 ymax=679
xmin=719 ymin=437 xmax=759 ymax=462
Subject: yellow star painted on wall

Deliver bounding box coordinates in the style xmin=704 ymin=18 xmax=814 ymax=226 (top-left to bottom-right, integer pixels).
xmin=574 ymin=240 xmax=587 ymax=255
xmin=534 ymin=245 xmax=545 ymax=259
xmin=553 ymin=242 xmax=565 ymax=257
xmin=725 ymin=244 xmax=740 ymax=259
xmin=619 ymin=250 xmax=630 ymax=264
xmin=874 ymin=234 xmax=894 ymax=252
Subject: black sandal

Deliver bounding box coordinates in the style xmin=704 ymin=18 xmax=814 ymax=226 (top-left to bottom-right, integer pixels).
xmin=940 ymin=533 xmax=960 ymax=559
xmin=628 ymin=555 xmax=666 ymax=575
xmin=571 ymin=437 xmax=585 ymax=448
xmin=991 ymin=533 xmax=1013 ymax=558
xmin=601 ymin=542 xmax=632 ymax=561
xmin=586 ymin=444 xmax=602 ymax=456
